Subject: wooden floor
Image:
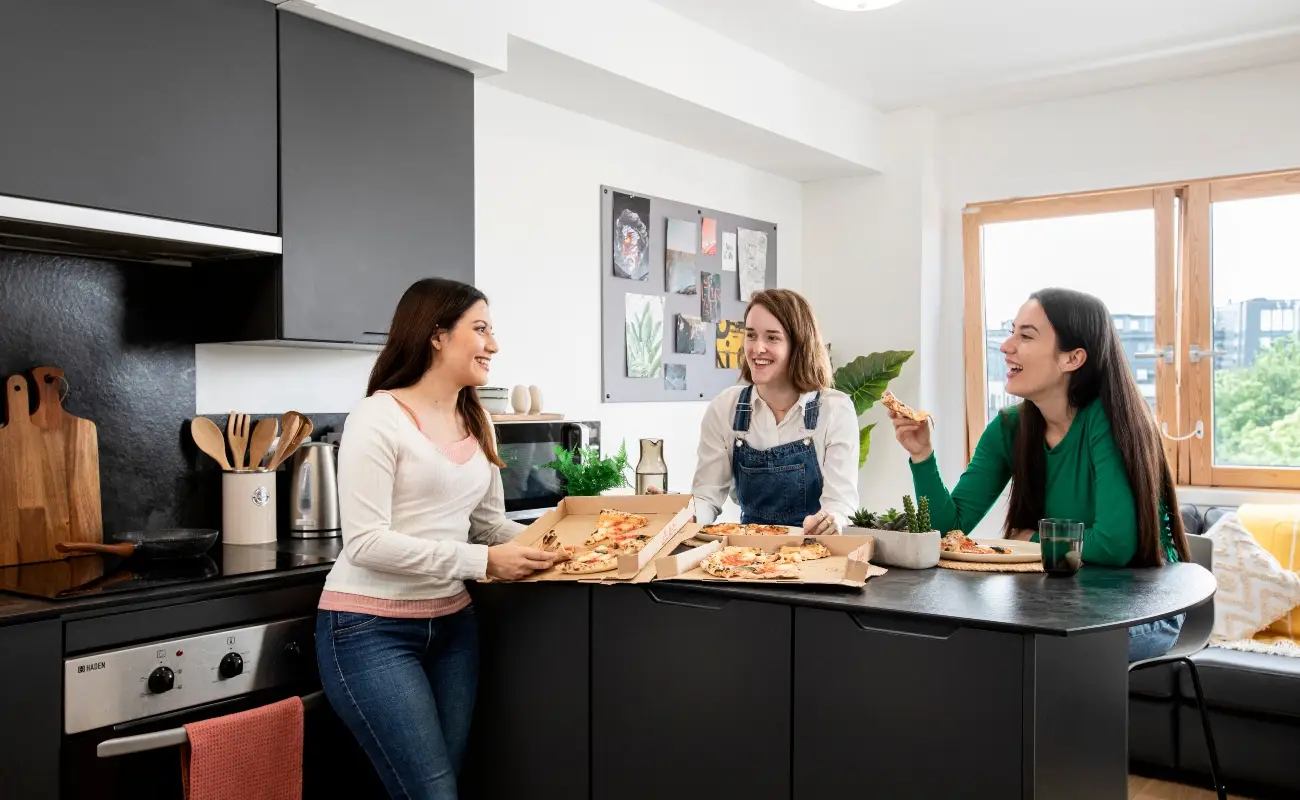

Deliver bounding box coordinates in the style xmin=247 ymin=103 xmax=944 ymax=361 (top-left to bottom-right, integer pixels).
xmin=1129 ymin=775 xmax=1251 ymax=799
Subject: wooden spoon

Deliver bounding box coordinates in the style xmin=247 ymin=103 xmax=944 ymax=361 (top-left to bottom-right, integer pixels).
xmin=248 ymin=417 xmax=278 ymax=470
xmin=265 ymin=412 xmax=303 ymax=471
xmin=267 ymin=413 xmax=314 ymax=471
xmin=191 ymin=417 xmax=232 ymax=470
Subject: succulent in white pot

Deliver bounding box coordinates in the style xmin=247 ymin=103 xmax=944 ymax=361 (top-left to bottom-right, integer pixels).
xmin=846 ymin=495 xmax=940 ymax=569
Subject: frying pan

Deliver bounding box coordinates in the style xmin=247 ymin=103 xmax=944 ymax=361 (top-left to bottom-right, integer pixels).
xmin=55 ymin=528 xmax=219 ymax=560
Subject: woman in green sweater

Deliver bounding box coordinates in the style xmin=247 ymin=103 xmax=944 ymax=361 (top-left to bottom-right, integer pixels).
xmin=891 ymin=288 xmax=1191 ymax=662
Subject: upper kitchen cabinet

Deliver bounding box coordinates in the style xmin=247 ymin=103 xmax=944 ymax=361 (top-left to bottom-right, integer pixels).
xmin=277 ymin=13 xmax=475 ymax=344
xmin=0 ymin=0 xmax=278 ymax=234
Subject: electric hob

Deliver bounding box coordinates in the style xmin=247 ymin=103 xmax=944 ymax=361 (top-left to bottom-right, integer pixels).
xmin=0 ymin=539 xmax=341 ymax=600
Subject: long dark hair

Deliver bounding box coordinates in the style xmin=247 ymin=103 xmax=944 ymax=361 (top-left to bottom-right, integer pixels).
xmin=1004 ymin=288 xmax=1189 ymax=566
xmin=366 ymin=278 xmax=504 ymax=468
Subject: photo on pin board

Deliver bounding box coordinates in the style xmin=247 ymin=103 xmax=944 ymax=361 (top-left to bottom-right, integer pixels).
xmin=666 ymin=249 xmax=697 ymax=294
xmin=674 ymin=314 xmax=707 ymax=355
xmin=664 ymin=364 xmax=687 ymax=391
xmin=612 ymin=192 xmax=650 ymax=281
xmin=666 ymin=218 xmax=697 ymax=254
xmin=701 ymin=218 xmax=717 ymax=256
xmin=700 ymin=272 xmax=722 ymax=322
xmin=721 ymin=231 xmax=737 ymax=272
xmin=625 ymin=294 xmax=664 ymax=378
xmin=737 ymin=228 xmax=768 ymax=299
xmin=715 ymin=320 xmax=744 ymax=369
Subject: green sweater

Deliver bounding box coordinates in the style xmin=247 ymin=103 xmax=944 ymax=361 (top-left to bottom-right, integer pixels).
xmin=909 ymin=400 xmax=1177 ymax=567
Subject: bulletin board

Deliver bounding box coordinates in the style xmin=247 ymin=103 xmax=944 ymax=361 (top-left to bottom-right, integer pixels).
xmin=600 ymin=185 xmax=778 ymax=403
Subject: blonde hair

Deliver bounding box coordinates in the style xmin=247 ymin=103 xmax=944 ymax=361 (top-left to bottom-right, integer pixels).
xmin=738 ymin=289 xmax=832 ymax=393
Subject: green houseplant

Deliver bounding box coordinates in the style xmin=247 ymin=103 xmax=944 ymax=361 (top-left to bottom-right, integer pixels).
xmin=542 ymin=441 xmax=632 ymax=497
xmin=829 ymin=346 xmax=914 ymax=468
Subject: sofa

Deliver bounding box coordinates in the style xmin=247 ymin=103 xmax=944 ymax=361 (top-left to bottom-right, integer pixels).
xmin=1128 ymin=505 xmax=1300 ymax=798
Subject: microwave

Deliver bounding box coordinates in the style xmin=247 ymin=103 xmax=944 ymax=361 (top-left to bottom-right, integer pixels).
xmin=495 ymin=420 xmax=600 ymax=522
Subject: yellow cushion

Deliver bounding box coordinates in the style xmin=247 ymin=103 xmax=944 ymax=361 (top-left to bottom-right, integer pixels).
xmin=1238 ymin=504 xmax=1300 ymax=642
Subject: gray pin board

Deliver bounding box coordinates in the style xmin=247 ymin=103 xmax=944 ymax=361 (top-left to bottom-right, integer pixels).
xmin=600 ymin=185 xmax=778 ymax=403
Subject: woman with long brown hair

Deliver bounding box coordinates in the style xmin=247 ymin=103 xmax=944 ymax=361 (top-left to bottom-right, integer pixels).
xmin=890 ymin=288 xmax=1191 ymax=661
xmin=316 ymin=278 xmax=556 ymax=798
xmin=692 ymin=288 xmax=860 ymax=534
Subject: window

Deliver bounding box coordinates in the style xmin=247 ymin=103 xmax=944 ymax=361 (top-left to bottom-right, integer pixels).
xmin=964 ymin=169 xmax=1300 ymax=490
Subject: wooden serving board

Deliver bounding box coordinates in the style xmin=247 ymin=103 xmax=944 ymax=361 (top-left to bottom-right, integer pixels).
xmin=0 ymin=368 xmax=102 ymax=567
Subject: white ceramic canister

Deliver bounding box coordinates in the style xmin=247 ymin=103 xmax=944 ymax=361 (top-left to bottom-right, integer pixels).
xmin=222 ymin=470 xmax=278 ymax=545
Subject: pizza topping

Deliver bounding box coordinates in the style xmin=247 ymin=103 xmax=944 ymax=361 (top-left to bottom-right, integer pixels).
xmin=586 ymin=509 xmax=650 ymax=545
xmin=777 ymin=538 xmax=832 ymax=563
xmin=556 ymin=545 xmax=619 ymax=574
xmin=701 ymin=546 xmax=800 ymax=579
xmin=940 ymin=531 xmax=1011 ymax=555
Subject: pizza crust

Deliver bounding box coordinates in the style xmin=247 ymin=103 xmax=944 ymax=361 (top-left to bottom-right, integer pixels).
xmin=881 ymin=391 xmax=932 ymax=425
xmin=777 ymin=538 xmax=832 ymax=563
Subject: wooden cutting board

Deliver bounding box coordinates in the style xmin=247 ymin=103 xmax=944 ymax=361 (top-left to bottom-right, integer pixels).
xmin=0 ymin=368 xmax=102 ymax=567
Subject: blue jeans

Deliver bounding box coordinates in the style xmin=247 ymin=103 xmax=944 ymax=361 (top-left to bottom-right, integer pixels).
xmin=316 ymin=607 xmax=479 ymax=799
xmin=1128 ymin=613 xmax=1185 ymax=663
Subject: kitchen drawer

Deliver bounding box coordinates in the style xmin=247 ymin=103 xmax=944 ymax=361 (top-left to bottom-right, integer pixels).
xmin=591 ymin=585 xmax=791 ymax=800
xmin=793 ymin=607 xmax=1022 ymax=799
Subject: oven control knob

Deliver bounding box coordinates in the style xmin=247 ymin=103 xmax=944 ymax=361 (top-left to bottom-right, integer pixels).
xmin=283 ymin=641 xmax=302 ymax=660
xmin=218 ymin=652 xmax=244 ymax=679
xmin=147 ymin=666 xmax=175 ymax=694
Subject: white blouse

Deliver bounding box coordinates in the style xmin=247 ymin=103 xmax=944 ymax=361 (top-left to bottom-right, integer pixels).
xmin=691 ymin=385 xmax=861 ymax=532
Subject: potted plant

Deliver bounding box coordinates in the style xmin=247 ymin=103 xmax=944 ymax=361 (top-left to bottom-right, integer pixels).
xmin=542 ymin=440 xmax=632 ymax=497
xmin=846 ymin=494 xmax=941 ymax=569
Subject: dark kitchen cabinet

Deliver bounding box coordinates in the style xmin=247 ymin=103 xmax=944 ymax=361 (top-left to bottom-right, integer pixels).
xmin=791 ymin=607 xmax=1023 ymax=799
xmin=591 ymin=586 xmax=791 ymax=800
xmin=0 ymin=620 xmax=62 ymax=800
xmin=0 ymin=0 xmax=277 ymax=233
xmin=275 ymin=13 xmax=475 ymax=344
xmin=462 ymin=584 xmax=591 ymax=800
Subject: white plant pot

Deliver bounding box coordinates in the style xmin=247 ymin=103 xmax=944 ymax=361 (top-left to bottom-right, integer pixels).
xmin=846 ymin=526 xmax=940 ymax=569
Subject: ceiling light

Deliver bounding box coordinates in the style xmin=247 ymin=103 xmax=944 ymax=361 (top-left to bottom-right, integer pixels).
xmin=812 ymin=0 xmax=906 ymax=10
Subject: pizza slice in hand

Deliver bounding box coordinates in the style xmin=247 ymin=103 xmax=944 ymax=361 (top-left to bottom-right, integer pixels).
xmin=881 ymin=391 xmax=933 ymax=425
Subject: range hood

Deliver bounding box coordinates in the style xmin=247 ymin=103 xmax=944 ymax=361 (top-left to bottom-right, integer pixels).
xmin=0 ymin=194 xmax=282 ymax=265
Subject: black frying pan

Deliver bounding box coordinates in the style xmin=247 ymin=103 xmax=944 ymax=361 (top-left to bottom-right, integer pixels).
xmin=56 ymin=528 xmax=219 ymax=560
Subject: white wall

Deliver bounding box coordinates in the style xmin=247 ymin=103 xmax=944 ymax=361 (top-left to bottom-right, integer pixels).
xmin=200 ymin=83 xmax=803 ymax=497
xmin=937 ymin=61 xmax=1300 ymax=531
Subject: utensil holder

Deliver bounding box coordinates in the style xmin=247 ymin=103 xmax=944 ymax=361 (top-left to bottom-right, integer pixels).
xmin=222 ymin=471 xmax=277 ymax=545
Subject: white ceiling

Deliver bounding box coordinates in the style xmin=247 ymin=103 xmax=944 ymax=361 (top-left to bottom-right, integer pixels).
xmin=649 ymin=0 xmax=1300 ymax=112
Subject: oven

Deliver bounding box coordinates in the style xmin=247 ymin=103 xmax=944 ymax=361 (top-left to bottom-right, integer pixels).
xmin=496 ymin=420 xmax=600 ymax=523
xmin=60 ymin=616 xmax=382 ymax=799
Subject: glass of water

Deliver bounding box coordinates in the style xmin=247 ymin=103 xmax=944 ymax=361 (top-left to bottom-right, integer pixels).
xmin=1039 ymin=519 xmax=1085 ymax=576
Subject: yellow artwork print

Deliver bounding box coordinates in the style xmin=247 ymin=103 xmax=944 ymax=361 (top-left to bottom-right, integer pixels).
xmin=715 ymin=320 xmax=744 ymax=369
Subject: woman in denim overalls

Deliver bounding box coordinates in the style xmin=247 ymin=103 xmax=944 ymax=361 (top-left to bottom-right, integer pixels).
xmin=692 ymin=289 xmax=860 ymax=534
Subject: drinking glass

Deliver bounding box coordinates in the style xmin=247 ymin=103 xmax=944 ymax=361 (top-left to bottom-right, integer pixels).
xmin=1039 ymin=519 xmax=1084 ymax=576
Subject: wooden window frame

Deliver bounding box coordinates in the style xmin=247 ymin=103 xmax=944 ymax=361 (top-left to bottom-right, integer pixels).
xmin=962 ymin=168 xmax=1300 ymax=491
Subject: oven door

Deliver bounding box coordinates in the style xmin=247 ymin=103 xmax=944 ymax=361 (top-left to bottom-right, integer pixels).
xmin=62 ymin=688 xmax=382 ymax=800
xmin=496 ymin=421 xmax=600 ymax=520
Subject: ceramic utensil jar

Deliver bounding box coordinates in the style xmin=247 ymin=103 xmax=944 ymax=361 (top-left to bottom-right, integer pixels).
xmin=222 ymin=470 xmax=277 ymax=545
xmin=635 ymin=438 xmax=667 ymax=495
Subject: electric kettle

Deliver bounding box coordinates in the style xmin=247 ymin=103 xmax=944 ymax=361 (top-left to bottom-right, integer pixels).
xmin=288 ymin=441 xmax=340 ymax=538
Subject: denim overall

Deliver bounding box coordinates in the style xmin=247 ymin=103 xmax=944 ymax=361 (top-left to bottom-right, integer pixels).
xmin=731 ymin=385 xmax=824 ymax=526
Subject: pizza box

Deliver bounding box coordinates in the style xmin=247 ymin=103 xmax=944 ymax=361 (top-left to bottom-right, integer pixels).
xmin=653 ymin=527 xmax=886 ymax=588
xmin=501 ymin=494 xmax=696 ymax=584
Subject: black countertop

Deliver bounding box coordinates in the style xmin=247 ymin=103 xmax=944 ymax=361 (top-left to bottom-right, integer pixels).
xmin=0 ymin=539 xmax=341 ymax=628
xmin=642 ymin=562 xmax=1215 ymax=636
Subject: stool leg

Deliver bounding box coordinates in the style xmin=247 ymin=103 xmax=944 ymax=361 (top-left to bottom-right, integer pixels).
xmin=1181 ymin=657 xmax=1226 ymax=800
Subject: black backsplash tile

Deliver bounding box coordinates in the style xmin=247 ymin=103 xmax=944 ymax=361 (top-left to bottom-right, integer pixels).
xmin=0 ymin=249 xmax=350 ymax=539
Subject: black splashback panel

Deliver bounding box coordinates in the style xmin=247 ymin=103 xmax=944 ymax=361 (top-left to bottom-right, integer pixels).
xmin=0 ymin=250 xmax=209 ymax=535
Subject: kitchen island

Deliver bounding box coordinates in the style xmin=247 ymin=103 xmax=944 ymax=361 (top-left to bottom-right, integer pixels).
xmin=462 ymin=563 xmax=1215 ymax=800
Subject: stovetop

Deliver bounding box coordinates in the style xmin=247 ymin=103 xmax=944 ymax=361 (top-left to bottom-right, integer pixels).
xmin=0 ymin=539 xmax=341 ymax=600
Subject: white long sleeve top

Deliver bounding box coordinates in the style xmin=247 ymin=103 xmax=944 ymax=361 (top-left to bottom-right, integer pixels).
xmin=321 ymin=393 xmax=523 ymax=601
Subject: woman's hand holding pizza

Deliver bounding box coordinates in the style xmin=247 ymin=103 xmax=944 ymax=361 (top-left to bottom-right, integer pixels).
xmin=889 ymin=408 xmax=933 ymax=463
xmin=486 ymin=543 xmax=557 ymax=580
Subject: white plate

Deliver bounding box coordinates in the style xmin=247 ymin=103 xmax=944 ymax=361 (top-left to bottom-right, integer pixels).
xmin=939 ymin=538 xmax=1041 ymax=563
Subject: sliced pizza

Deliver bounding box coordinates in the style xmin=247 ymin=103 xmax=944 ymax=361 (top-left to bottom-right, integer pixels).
xmin=557 ymin=545 xmax=619 ymax=574
xmin=940 ymin=530 xmax=1012 ymax=555
xmin=538 ymin=530 xmax=573 ymax=562
xmin=700 ymin=522 xmax=795 ymax=536
xmin=699 ymin=546 xmax=799 ymax=580
xmin=777 ymin=538 xmax=832 ymax=563
xmin=881 ymin=391 xmax=933 ymax=425
xmin=613 ymin=534 xmax=652 ymax=555
xmin=585 ymin=509 xmax=650 ymax=545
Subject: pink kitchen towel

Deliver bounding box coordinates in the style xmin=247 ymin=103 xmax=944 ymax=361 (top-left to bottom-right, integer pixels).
xmin=181 ymin=696 xmax=304 ymax=800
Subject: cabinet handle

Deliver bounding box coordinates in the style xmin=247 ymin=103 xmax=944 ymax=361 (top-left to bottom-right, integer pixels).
xmin=848 ymin=611 xmax=957 ymax=640
xmin=644 ymin=587 xmax=731 ymax=610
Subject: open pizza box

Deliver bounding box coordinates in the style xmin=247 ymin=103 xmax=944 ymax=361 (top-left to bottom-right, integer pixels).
xmin=500 ymin=494 xmax=697 ymax=584
xmin=653 ymin=526 xmax=887 ymax=588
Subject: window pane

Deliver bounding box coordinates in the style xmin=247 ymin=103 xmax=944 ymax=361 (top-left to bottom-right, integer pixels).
xmin=982 ymin=210 xmax=1157 ymax=423
xmin=1211 ymin=193 xmax=1300 ymax=468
